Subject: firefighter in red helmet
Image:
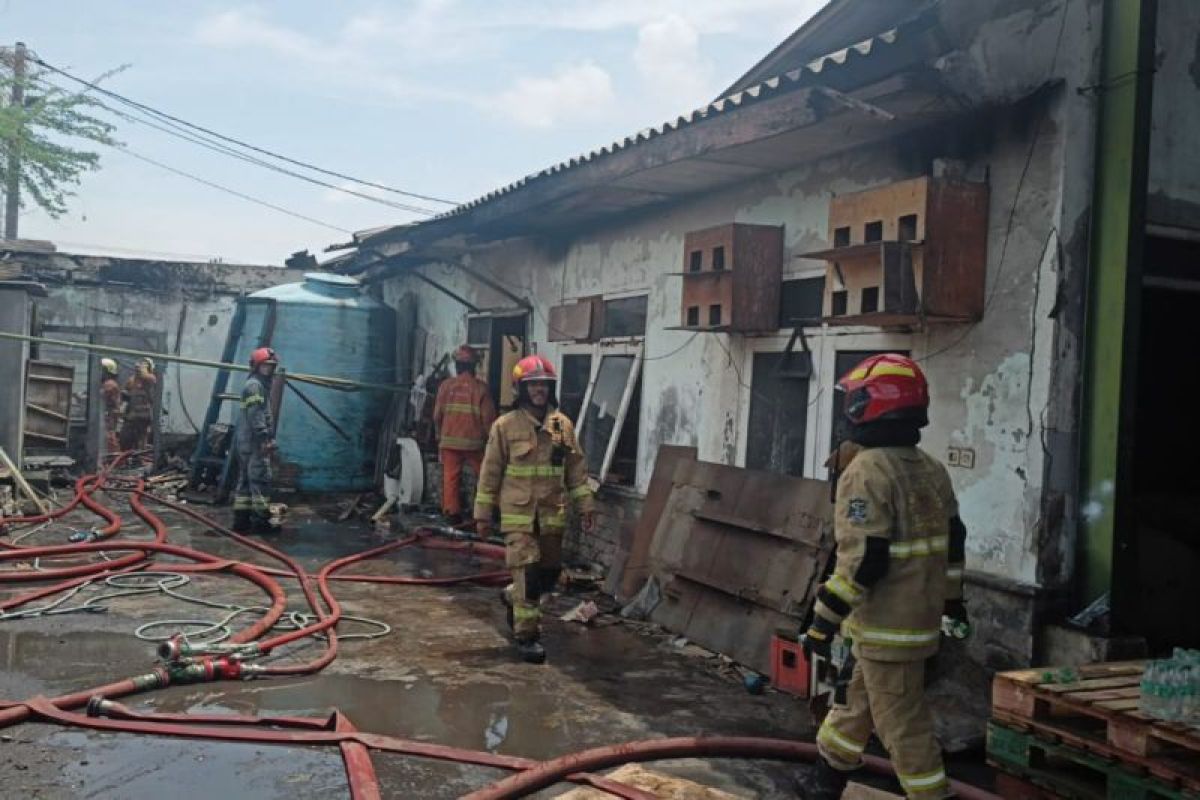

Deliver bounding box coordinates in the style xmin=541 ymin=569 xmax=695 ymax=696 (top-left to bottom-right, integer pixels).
xmin=474 ymin=353 xmax=594 ymax=663
xmin=797 ymin=354 xmax=968 ymax=800
xmin=233 ymin=347 xmax=280 ymax=534
xmin=433 ymin=345 xmax=496 ymax=523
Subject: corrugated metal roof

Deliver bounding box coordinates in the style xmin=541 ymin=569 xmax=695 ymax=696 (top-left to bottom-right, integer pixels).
xmin=388 ymin=27 xmax=901 ymax=229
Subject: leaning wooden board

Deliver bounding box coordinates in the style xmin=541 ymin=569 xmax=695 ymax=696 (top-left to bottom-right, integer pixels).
xmin=992 ymin=662 xmax=1200 ymax=791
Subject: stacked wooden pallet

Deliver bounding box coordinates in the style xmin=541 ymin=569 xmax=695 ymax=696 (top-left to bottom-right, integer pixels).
xmin=987 ymin=661 xmax=1200 ymax=800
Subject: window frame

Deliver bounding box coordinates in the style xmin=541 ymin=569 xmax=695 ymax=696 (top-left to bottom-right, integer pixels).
xmin=575 ymin=339 xmax=644 ymax=487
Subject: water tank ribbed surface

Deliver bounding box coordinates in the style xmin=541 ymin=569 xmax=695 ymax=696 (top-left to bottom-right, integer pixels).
xmin=244 ymin=273 xmax=394 ymax=492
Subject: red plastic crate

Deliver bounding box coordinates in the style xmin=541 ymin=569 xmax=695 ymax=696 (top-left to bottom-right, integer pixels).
xmin=770 ymin=632 xmax=810 ymax=697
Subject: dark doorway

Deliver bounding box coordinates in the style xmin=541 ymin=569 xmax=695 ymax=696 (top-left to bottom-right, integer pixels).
xmin=485 ymin=314 xmax=527 ymax=411
xmin=746 ymin=352 xmax=809 ymax=476
xmin=1120 ymin=234 xmax=1200 ymax=650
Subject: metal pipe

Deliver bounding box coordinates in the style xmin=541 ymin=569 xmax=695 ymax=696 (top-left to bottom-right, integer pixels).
xmin=0 ymin=330 xmax=409 ymax=394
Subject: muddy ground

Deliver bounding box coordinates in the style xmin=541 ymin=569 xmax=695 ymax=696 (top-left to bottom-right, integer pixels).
xmin=0 ymin=492 xmax=990 ymax=798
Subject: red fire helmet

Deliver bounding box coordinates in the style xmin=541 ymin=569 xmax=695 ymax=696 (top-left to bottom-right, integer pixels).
xmin=511 ymin=354 xmax=557 ymax=388
xmin=836 ymin=353 xmax=929 ymax=425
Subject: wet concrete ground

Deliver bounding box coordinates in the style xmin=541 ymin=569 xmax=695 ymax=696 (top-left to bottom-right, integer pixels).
xmin=0 ymin=494 xmax=817 ymax=798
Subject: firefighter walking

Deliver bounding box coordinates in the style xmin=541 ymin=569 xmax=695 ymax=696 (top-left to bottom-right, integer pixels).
xmin=433 ymin=345 xmax=496 ymax=523
xmin=799 ymin=354 xmax=968 ymax=800
xmin=474 ymin=354 xmax=594 ymax=664
xmin=233 ymin=347 xmax=281 ymax=535
xmin=99 ymin=358 xmax=122 ymax=454
xmin=118 ymin=358 xmax=157 ymax=452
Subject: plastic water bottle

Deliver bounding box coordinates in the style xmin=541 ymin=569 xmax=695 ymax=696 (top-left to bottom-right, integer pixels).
xmin=1141 ymin=660 xmax=1161 ymax=718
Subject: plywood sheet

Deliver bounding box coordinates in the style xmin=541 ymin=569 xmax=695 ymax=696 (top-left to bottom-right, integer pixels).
xmin=612 ymin=445 xmax=697 ymax=600
xmin=555 ymin=764 xmax=740 ymax=799
xmin=648 ymin=459 xmax=833 ymax=674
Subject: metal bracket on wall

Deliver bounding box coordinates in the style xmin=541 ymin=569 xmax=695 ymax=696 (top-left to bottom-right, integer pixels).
xmin=777 ymin=320 xmax=817 ymax=380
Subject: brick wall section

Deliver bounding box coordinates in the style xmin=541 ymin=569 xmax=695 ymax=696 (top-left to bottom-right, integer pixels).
xmin=566 ymin=490 xmax=644 ymax=572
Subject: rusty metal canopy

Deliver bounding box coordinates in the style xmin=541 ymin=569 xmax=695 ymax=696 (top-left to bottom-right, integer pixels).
xmin=347 ymin=13 xmax=959 ymax=271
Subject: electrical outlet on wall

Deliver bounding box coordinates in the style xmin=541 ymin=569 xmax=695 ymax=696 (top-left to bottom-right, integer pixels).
xmin=947 ymin=447 xmax=960 ymax=466
xmin=959 ymin=448 xmax=975 ymax=469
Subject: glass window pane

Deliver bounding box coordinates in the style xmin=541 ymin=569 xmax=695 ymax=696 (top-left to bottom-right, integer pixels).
xmin=467 ymin=316 xmax=491 ymax=346
xmin=602 ymin=296 xmax=647 ymax=338
xmin=580 ymin=354 xmax=635 ymax=476
xmin=779 ymin=277 xmax=825 ymax=327
xmin=559 ymin=354 xmax=592 ymax=424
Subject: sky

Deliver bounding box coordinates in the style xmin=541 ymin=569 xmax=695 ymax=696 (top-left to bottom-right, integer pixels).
xmin=4 ymin=0 xmax=827 ymax=265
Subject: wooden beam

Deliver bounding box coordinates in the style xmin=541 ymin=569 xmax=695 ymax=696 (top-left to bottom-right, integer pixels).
xmin=0 ymin=445 xmax=49 ymax=515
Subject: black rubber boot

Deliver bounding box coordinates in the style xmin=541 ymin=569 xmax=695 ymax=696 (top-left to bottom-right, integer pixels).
xmin=515 ymin=638 xmax=546 ymax=664
xmin=251 ymin=514 xmax=281 ymax=535
xmin=231 ymin=510 xmax=252 ymax=534
xmin=795 ymin=758 xmax=850 ymax=800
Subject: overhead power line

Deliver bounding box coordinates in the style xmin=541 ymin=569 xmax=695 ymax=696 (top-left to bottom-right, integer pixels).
xmin=117 ymin=147 xmax=353 ymax=234
xmin=32 ymin=73 xmax=438 ymax=216
xmin=31 ymin=55 xmax=461 ymax=208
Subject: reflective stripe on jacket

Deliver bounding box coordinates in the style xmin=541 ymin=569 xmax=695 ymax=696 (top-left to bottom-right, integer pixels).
xmin=814 ymin=446 xmax=959 ymax=662
xmin=235 ymin=374 xmax=274 ymax=452
xmin=474 ymin=408 xmax=594 ymax=533
xmin=433 ymin=373 xmax=497 ymax=451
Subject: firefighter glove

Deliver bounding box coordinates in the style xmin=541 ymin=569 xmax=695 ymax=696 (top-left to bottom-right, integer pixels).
xmin=802 ymin=615 xmax=838 ymax=660
xmin=943 ymin=598 xmax=968 ymax=625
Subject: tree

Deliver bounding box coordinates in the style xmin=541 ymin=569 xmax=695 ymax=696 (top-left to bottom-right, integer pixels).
xmin=0 ymin=45 xmax=120 ymax=228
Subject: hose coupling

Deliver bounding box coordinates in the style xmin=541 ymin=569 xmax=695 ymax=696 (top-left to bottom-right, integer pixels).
xmin=165 ymin=655 xmax=243 ymax=684
xmin=68 ymin=529 xmax=98 ymax=544
xmin=158 ymin=635 xmax=261 ymax=662
xmin=86 ymin=696 xmax=112 ymax=718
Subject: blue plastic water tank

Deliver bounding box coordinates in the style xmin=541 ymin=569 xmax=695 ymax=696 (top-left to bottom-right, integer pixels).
xmin=242 ymin=273 xmax=395 ymax=492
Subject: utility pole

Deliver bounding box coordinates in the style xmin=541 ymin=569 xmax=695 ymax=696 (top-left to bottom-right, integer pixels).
xmin=5 ymin=41 xmax=26 ymax=241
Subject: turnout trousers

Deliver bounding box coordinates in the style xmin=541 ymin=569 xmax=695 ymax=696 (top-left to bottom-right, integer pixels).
xmin=234 ymin=447 xmax=273 ymax=523
xmin=504 ymin=520 xmax=563 ymax=642
xmin=816 ymin=657 xmax=948 ymax=799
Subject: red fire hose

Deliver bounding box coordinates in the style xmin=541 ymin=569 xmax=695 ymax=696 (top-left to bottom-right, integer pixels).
xmin=0 ymin=464 xmax=1000 ymax=800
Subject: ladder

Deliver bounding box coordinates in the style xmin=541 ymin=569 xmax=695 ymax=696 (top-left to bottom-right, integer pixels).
xmin=188 ymin=300 xmax=276 ymax=501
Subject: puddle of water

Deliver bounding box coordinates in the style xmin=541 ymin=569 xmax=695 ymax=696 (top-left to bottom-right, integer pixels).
xmin=45 ymin=728 xmax=347 ymax=799
xmin=0 ymin=628 xmax=151 ymax=699
xmin=150 ymin=673 xmax=567 ymax=759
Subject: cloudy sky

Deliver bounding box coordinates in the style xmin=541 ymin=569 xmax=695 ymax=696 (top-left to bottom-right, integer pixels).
xmin=5 ymin=1 xmax=826 ymax=264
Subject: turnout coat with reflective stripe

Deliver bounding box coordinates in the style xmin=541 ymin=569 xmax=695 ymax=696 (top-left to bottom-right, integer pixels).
xmin=474 ymin=408 xmax=594 ymax=533
xmin=817 ymin=446 xmax=959 ymax=662
xmin=433 ymin=373 xmax=497 ymax=451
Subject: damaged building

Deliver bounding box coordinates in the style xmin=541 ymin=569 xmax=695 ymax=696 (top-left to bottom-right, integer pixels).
xmin=0 ymin=240 xmax=300 ymax=469
xmin=1 ymin=0 xmax=1198 ymax=796
xmin=332 ymin=0 xmax=1200 ymax=669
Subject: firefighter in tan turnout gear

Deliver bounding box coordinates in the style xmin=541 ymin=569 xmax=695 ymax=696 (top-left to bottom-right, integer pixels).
xmin=474 ymin=354 xmax=594 ymax=664
xmin=798 ymin=354 xmax=968 ymax=800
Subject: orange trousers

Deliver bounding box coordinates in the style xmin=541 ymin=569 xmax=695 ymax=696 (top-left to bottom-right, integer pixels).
xmin=440 ymin=448 xmax=483 ymax=516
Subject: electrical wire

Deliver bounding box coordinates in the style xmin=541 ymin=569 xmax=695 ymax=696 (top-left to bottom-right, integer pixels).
xmin=916 ymin=0 xmax=1070 ymax=367
xmin=31 ymin=73 xmax=439 ymax=216
xmin=112 ymin=147 xmax=353 ymax=235
xmin=31 ymin=56 xmax=459 ymax=207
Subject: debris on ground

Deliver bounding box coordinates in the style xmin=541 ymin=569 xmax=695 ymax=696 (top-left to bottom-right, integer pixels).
xmin=554 ymin=764 xmax=741 ymax=799
xmin=559 ymin=600 xmax=601 ymax=624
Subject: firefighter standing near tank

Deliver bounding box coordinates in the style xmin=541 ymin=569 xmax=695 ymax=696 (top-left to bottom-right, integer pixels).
xmin=474 ymin=354 xmax=594 ymax=664
xmin=798 ymin=354 xmax=969 ymax=800
xmin=99 ymin=358 xmax=123 ymax=454
xmin=233 ymin=347 xmax=281 ymax=535
xmin=433 ymin=345 xmax=497 ymax=524
xmin=118 ymin=357 xmax=157 ymax=451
